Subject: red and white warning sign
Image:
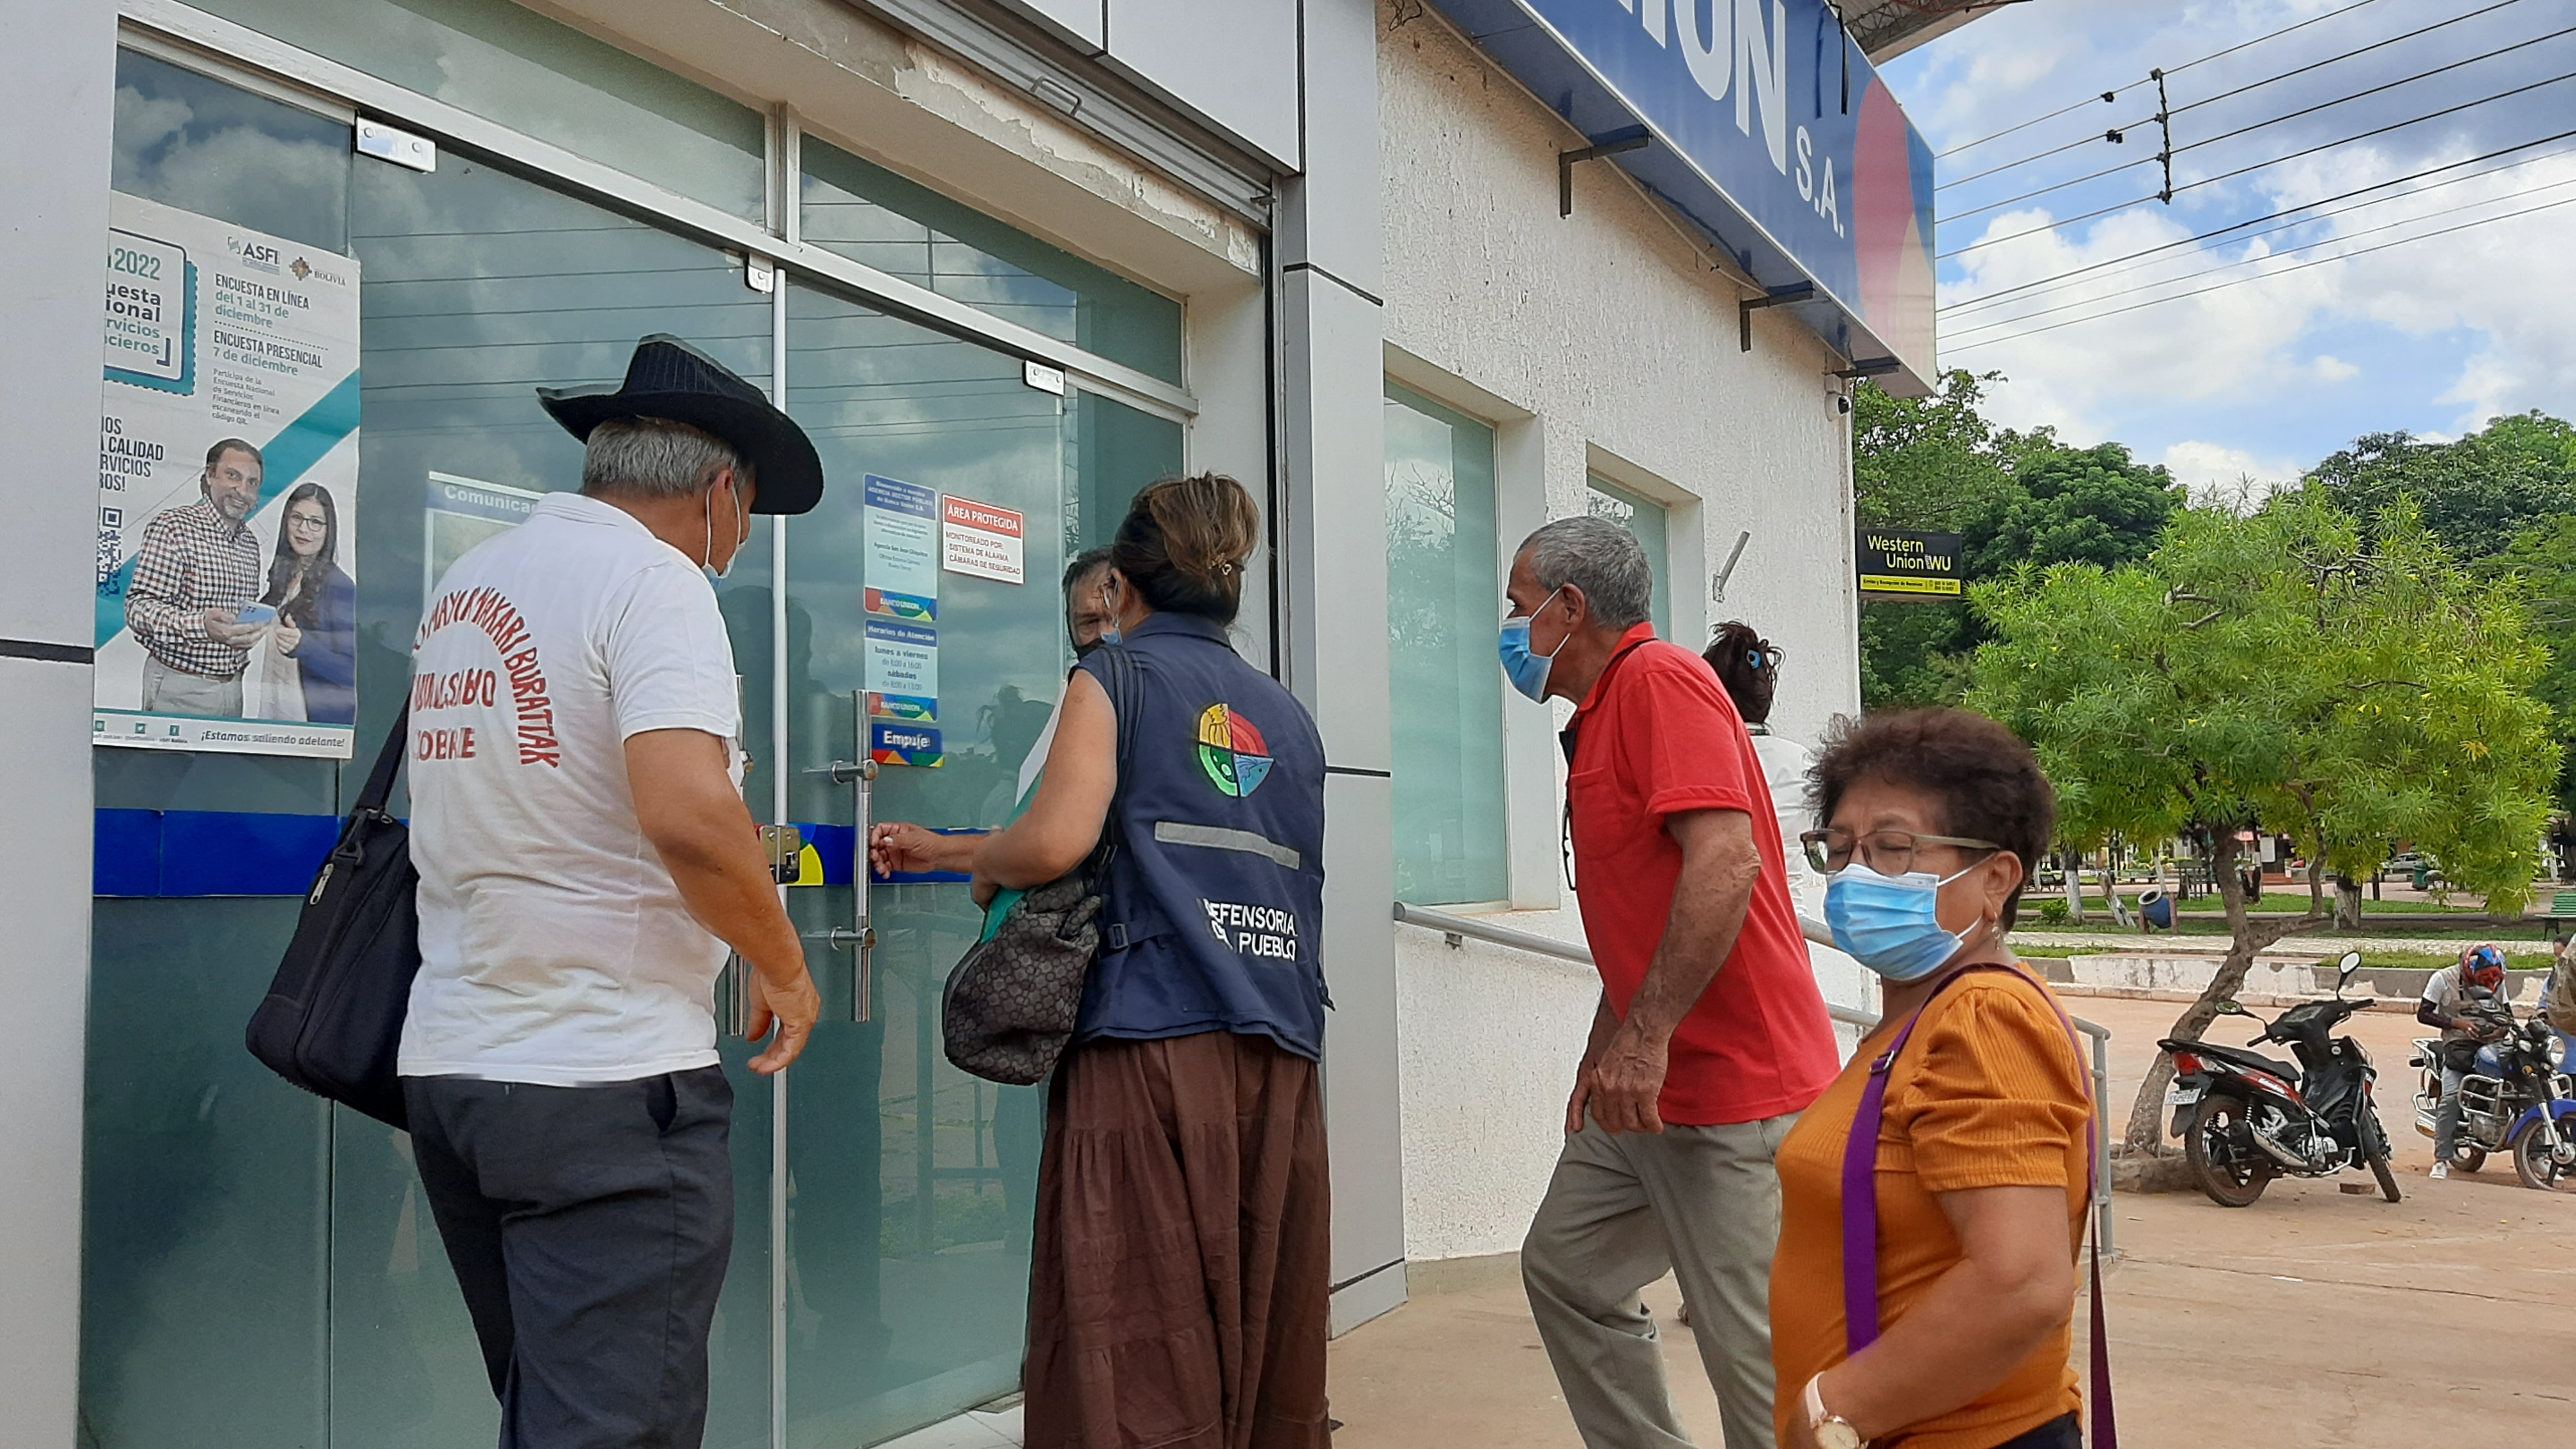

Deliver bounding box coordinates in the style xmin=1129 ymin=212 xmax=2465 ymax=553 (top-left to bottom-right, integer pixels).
xmin=940 ymin=494 xmax=1025 ymax=585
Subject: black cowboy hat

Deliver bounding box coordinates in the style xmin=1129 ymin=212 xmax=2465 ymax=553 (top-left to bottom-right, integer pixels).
xmin=536 ymin=334 xmax=824 ymax=515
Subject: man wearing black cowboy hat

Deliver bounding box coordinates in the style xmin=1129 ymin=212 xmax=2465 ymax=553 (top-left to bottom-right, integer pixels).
xmin=401 ymin=334 xmax=825 ymax=1447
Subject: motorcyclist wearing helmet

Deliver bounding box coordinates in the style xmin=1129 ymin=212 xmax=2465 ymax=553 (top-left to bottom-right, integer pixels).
xmin=2420 ymin=943 xmax=2509 ymax=1179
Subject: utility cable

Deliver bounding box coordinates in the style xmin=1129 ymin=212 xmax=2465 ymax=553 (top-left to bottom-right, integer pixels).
xmin=1944 ymin=191 xmax=2576 ymax=353
xmin=1937 ymin=129 xmax=2576 ymax=316
xmin=1942 ymin=173 xmax=2576 ymax=341
xmin=2172 ymin=19 xmax=2576 ymax=157
xmin=1939 ymin=131 xmax=2576 ymax=317
xmin=1941 ymin=59 xmax=2576 ymax=229
xmin=1937 ymin=0 xmax=2532 ymax=193
xmin=1937 ymin=113 xmax=2160 ymax=193
xmin=1938 ymin=69 xmax=2576 ymax=259
xmin=2170 ymin=0 xmax=2529 ymax=118
xmin=1938 ymin=3 xmax=2553 ymax=196
xmin=1935 ymin=0 xmax=2385 ymax=158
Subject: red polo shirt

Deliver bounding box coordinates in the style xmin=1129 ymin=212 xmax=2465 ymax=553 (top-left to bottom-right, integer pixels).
xmin=1565 ymin=626 xmax=1839 ymax=1126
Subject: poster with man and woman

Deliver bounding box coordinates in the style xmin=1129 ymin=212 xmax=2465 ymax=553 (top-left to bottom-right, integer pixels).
xmin=96 ymin=191 xmax=361 ymax=757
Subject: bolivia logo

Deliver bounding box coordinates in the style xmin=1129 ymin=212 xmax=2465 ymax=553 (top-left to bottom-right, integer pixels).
xmin=1195 ymin=703 xmax=1273 ymax=797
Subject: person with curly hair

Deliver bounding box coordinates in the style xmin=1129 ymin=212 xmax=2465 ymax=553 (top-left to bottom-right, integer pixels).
xmin=1772 ymin=708 xmax=2105 ymax=1449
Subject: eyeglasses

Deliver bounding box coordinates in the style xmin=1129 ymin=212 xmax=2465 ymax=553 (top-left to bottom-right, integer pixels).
xmin=1801 ymin=827 xmax=2002 ymax=875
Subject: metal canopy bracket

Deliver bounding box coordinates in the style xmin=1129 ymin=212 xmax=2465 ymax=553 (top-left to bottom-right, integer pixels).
xmin=1833 ymin=357 xmax=1904 ymax=380
xmin=1558 ymin=128 xmax=1651 ymax=218
xmin=1739 ymin=282 xmax=1815 ymax=352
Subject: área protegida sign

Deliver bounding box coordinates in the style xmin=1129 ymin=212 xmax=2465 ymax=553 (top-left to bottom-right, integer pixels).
xmin=1856 ymin=530 xmax=1962 ymax=600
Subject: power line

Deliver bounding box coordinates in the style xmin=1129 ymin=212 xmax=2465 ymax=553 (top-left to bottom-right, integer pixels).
xmin=1940 ymin=53 xmax=2576 ymax=229
xmin=2173 ymin=19 xmax=2576 ymax=156
xmin=1942 ymin=173 xmax=2576 ymax=342
xmin=1935 ymin=113 xmax=2159 ymax=193
xmin=1933 ymin=0 xmax=2387 ymax=159
xmin=1944 ymin=190 xmax=2576 ymax=353
xmin=2171 ymin=0 xmax=2529 ymax=118
xmin=1935 ymin=0 xmax=2535 ymax=194
xmin=1939 ymin=130 xmax=2576 ymax=317
xmin=1938 ymin=69 xmax=2576 ymax=258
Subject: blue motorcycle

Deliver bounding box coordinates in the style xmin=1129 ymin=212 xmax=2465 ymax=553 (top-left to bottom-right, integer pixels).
xmin=2410 ymin=990 xmax=2576 ymax=1191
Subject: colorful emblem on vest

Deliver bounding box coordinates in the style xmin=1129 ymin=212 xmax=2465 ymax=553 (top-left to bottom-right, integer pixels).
xmin=1195 ymin=703 xmax=1273 ymax=797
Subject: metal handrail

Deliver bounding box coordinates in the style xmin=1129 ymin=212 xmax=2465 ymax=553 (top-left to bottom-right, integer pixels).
xmin=1392 ymin=900 xmax=2116 ymax=1256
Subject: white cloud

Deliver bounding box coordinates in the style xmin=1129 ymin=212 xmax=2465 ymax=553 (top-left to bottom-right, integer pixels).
xmin=2159 ymin=440 xmax=2305 ymax=507
xmin=1895 ymin=0 xmax=2576 ymax=455
xmin=1932 ymin=145 xmax=2576 ymax=442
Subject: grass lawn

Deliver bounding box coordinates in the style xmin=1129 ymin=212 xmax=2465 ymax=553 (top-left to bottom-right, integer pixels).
xmin=2006 ymin=941 xmax=2555 ymax=971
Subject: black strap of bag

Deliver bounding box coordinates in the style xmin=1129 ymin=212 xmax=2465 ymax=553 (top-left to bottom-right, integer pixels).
xmin=245 ymin=706 xmax=424 ymax=1130
xmin=938 ymin=645 xmax=1142 ymax=1086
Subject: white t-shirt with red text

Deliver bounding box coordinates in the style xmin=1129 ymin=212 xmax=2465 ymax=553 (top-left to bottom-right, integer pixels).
xmin=399 ymin=491 xmax=743 ymax=1085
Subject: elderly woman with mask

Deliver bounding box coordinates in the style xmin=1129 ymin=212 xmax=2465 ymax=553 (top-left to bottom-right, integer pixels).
xmin=1771 ymin=708 xmax=2107 ymax=1449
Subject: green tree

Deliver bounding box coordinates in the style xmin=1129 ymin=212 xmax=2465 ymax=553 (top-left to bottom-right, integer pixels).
xmin=1853 ymin=372 xmax=2017 ymax=709
xmin=1971 ymin=439 xmax=2181 ymax=578
xmin=2311 ymin=411 xmax=2576 ymax=563
xmin=2498 ymin=513 xmax=2576 ymax=814
xmin=1969 ymin=489 xmax=2559 ymax=1153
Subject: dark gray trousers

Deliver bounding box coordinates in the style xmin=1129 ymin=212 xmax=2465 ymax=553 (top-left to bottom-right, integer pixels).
xmin=404 ymin=1067 xmax=735 ymax=1449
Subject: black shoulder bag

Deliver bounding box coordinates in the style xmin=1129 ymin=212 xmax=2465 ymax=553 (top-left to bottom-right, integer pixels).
xmin=245 ymin=708 xmax=422 ymax=1129
xmin=942 ymin=644 xmax=1141 ymax=1086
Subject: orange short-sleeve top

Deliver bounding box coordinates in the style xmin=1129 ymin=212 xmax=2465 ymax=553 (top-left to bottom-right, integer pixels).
xmin=1768 ymin=968 xmax=2095 ymax=1449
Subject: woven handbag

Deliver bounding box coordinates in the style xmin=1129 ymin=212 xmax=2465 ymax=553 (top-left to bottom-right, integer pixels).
xmin=942 ymin=644 xmax=1139 ymax=1085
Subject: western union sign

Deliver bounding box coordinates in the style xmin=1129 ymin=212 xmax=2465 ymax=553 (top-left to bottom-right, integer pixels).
xmin=1857 ymin=530 xmax=1964 ymax=600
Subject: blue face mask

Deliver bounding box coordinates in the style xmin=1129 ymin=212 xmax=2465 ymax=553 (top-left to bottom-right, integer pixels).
xmin=1498 ymin=587 xmax=1568 ymax=703
xmin=1824 ymin=861 xmax=1988 ymax=982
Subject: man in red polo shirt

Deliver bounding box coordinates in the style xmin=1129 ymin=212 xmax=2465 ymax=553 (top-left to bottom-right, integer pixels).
xmin=1503 ymin=516 xmax=1839 ymax=1449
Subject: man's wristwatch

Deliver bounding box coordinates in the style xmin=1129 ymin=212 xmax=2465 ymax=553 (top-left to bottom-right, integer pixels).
xmin=1803 ymin=1374 xmax=1865 ymax=1449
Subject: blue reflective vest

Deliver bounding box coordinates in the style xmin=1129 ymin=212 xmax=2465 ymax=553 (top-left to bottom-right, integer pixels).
xmin=1074 ymin=612 xmax=1329 ymax=1061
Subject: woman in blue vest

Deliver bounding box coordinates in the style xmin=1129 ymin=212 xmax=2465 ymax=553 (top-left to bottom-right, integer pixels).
xmin=872 ymin=473 xmax=1332 ymax=1448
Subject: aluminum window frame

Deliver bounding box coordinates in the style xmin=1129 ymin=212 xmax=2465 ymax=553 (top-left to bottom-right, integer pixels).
xmin=119 ymin=0 xmax=1198 ymax=424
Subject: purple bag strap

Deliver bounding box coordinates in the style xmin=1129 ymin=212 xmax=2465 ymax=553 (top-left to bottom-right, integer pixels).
xmin=1838 ymin=963 xmax=2116 ymax=1447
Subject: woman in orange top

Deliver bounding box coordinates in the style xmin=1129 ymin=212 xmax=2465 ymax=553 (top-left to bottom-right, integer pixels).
xmin=1772 ymin=708 xmax=2099 ymax=1449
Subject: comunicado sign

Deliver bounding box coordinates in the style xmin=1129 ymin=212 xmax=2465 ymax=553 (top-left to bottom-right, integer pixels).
xmin=1432 ymin=0 xmax=1937 ymax=387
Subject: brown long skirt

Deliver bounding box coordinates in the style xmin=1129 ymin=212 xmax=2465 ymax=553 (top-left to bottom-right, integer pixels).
xmin=1023 ymin=1031 xmax=1332 ymax=1449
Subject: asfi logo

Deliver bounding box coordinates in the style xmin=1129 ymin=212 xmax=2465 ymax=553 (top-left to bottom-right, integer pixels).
xmin=1195 ymin=703 xmax=1273 ymax=798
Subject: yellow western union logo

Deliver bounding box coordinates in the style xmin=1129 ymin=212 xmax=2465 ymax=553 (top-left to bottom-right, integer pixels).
xmin=1859 ymin=574 xmax=1964 ymax=596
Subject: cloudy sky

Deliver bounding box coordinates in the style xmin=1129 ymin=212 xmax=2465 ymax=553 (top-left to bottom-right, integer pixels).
xmin=1880 ymin=0 xmax=2576 ymax=496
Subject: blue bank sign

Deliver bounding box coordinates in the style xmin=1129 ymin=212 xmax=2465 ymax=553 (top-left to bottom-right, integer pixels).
xmin=1431 ymin=0 xmax=1938 ymax=387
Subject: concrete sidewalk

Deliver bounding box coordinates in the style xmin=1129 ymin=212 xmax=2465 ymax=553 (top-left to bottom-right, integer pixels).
xmin=1328 ymin=995 xmax=2576 ymax=1445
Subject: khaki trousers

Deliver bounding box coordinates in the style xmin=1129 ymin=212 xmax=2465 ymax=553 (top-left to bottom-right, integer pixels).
xmin=140 ymin=654 xmax=244 ymax=717
xmin=1522 ymin=1113 xmax=1797 ymax=1449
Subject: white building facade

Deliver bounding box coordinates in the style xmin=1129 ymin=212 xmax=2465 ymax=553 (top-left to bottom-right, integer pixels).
xmin=0 ymin=1 xmax=1947 ymax=1444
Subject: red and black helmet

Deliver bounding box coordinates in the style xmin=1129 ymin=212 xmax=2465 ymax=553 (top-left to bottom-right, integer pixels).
xmin=2465 ymin=943 xmax=2506 ymax=991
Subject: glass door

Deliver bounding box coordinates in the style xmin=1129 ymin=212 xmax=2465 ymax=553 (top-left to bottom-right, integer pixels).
xmin=777 ymin=281 xmax=1059 ymax=1448
xmin=775 ymin=279 xmax=1177 ymax=1447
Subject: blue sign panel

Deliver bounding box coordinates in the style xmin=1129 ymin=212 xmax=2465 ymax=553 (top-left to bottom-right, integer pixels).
xmin=1432 ymin=0 xmax=1937 ymax=385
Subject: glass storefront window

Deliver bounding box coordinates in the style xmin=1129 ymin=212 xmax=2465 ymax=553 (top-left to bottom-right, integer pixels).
xmin=89 ymin=33 xmax=1188 ymax=1449
xmin=801 ymin=135 xmax=1186 ymax=384
xmin=193 ymin=0 xmax=768 ymax=220
xmin=1587 ymin=475 xmax=1671 ymax=638
xmin=1383 ymin=383 xmax=1508 ymax=906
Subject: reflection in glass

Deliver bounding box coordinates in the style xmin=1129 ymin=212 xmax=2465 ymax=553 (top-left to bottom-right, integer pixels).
xmin=781 ymin=281 xmax=1065 ymax=1447
xmin=194 ymin=0 xmax=766 ymax=219
xmin=84 ymin=55 xmax=352 ymax=1449
xmin=1384 ymin=383 xmax=1510 ymax=905
xmin=340 ymin=147 xmax=779 ymax=1447
xmin=802 ymin=137 xmax=1185 ymax=385
xmin=81 ymin=901 xmax=327 ymax=1449
xmin=1587 ymin=475 xmax=1672 ymax=638
xmin=111 ymin=48 xmax=351 ymax=252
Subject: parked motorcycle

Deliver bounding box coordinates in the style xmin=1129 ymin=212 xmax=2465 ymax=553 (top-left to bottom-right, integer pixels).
xmin=2409 ymin=986 xmax=2576 ymax=1191
xmin=2161 ymin=952 xmax=2401 ymax=1206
